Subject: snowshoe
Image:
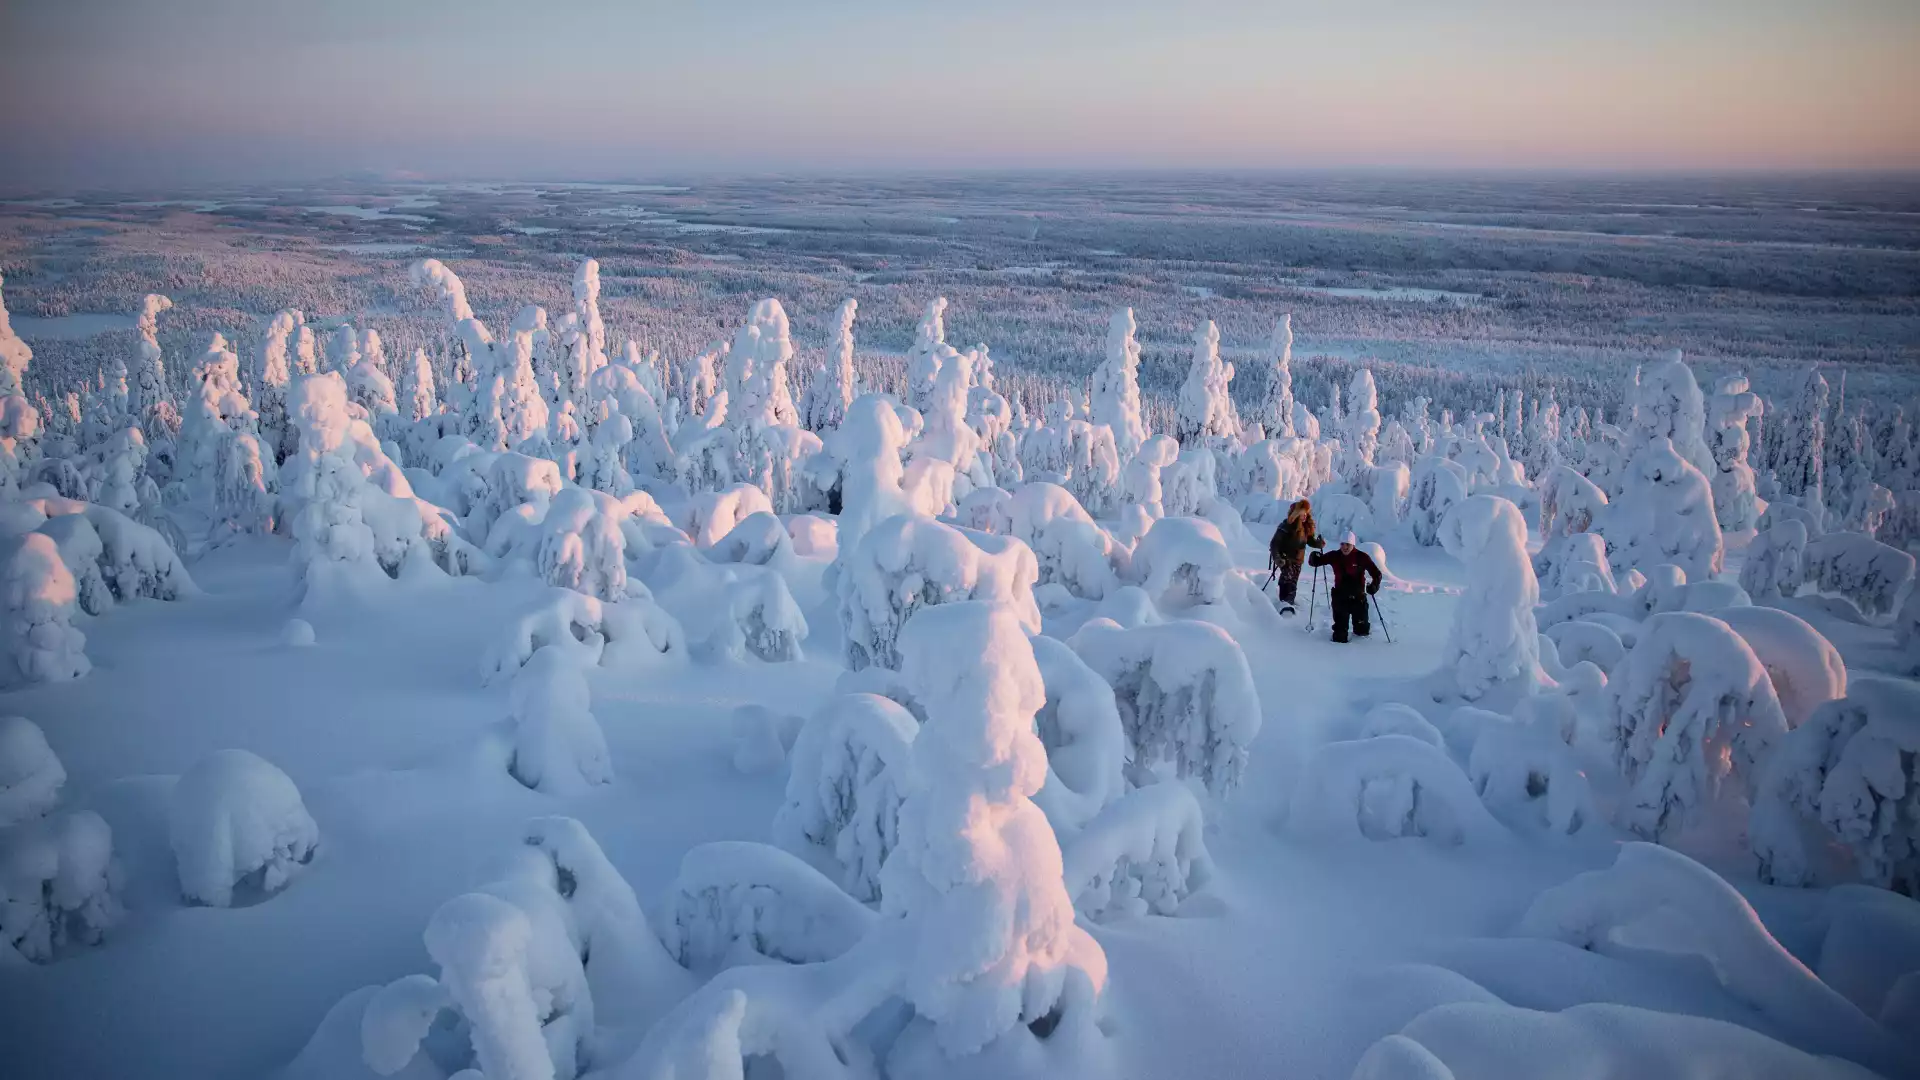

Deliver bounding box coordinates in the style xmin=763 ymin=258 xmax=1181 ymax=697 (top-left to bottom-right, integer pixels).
xmin=1280 ymin=604 xmax=1296 ymax=618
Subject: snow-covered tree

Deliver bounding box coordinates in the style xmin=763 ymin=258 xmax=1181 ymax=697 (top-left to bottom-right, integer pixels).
xmin=1707 ymin=374 xmax=1764 ymax=531
xmin=1739 ymin=519 xmax=1808 ymax=602
xmin=130 ymin=294 xmax=175 ymax=436
xmin=800 ymin=298 xmax=858 ymax=433
xmin=724 ymin=298 xmax=799 ymax=429
xmin=1604 ymin=437 xmax=1724 ymax=581
xmin=256 ymin=309 xmax=302 ymax=463
xmin=880 ymin=601 xmax=1108 ymax=1062
xmin=0 ymin=715 xmax=63 ymax=827
xmin=0 ymin=276 xmax=41 ymax=496
xmin=1606 ymin=612 xmax=1788 ymax=841
xmin=506 ymin=646 xmax=612 ymax=795
xmin=169 ymin=749 xmax=318 ymax=907
xmin=1431 ymin=495 xmax=1548 ymax=702
xmin=904 ymin=297 xmax=949 ymax=416
xmin=570 ymin=257 xmax=609 ymax=401
xmin=1088 ymin=308 xmax=1149 ymax=462
xmin=1343 ymin=367 xmax=1381 ymax=475
xmin=3 ymin=533 xmax=88 ymax=684
xmin=837 ymin=513 xmax=1039 ymax=672
xmin=775 ymin=691 xmax=916 ymax=902
xmin=1 ymin=808 xmax=121 ymax=964
xmin=1752 ymin=677 xmax=1920 ymax=892
xmin=1257 ymin=314 xmax=1296 ymax=440
xmin=1067 ymin=617 xmax=1261 ymax=796
xmin=1781 ymin=369 xmax=1830 ymax=523
xmin=1174 ymin=320 xmax=1238 ymax=446
xmin=283 ymin=373 xmax=380 ymax=598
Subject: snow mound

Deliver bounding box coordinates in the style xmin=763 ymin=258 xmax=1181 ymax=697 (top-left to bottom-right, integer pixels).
xmin=661 ymin=840 xmax=877 ymax=971
xmin=1467 ymin=721 xmax=1595 ymax=835
xmin=281 ymin=618 xmax=316 ymax=647
xmin=0 ymin=715 xmax=63 ymax=827
xmin=481 ymin=586 xmax=685 ymax=685
xmin=729 ymin=703 xmax=798 ymax=775
xmin=1129 ymin=516 xmax=1233 ymax=610
xmin=1356 ymin=1001 xmax=1881 ymax=1080
xmin=1514 ymin=842 xmax=1901 ymax=1074
xmin=0 ymin=809 xmax=121 ymax=964
xmin=1061 ymin=782 xmax=1212 ymax=921
xmin=1290 ymin=735 xmax=1507 ymax=846
xmin=170 ymin=749 xmax=319 ymax=907
xmin=1352 ymin=703 xmax=1446 ymax=748
xmin=507 ymin=647 xmax=612 ymax=795
xmin=1068 ymin=617 xmax=1261 ymax=797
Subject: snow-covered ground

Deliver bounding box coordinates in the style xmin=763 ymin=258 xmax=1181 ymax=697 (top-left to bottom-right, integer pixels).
xmin=2 ymin=255 xmax=1917 ymax=1080
xmin=3 ymin=528 xmax=1912 ymax=1080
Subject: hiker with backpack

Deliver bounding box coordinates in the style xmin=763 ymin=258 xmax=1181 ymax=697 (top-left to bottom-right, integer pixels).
xmin=1309 ymin=532 xmax=1383 ymax=643
xmin=1267 ymin=499 xmax=1324 ymax=616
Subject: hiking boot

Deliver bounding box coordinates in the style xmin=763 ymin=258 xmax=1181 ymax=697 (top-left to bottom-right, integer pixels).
xmin=1280 ymin=604 xmax=1296 ymax=617
xmin=1331 ymin=633 xmax=1349 ymax=643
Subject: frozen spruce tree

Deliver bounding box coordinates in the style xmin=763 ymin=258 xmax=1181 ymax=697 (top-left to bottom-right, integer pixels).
xmin=1088 ymin=308 xmax=1149 ymax=462
xmin=1751 ymin=677 xmax=1920 ymax=891
xmin=800 ymin=298 xmax=858 ymax=432
xmin=725 ymin=298 xmax=801 ymax=428
xmin=0 ymin=274 xmax=29 ymax=402
xmin=1631 ymin=351 xmax=1716 ymax=481
xmin=401 ymin=347 xmax=436 ymax=423
xmin=1431 ymin=495 xmax=1548 ymax=703
xmin=1782 ymin=368 xmax=1830 ymax=523
xmin=498 ymin=316 xmax=551 ymax=453
xmin=1606 ymin=612 xmax=1788 ymax=842
xmin=1605 ymin=438 xmax=1724 ymax=581
xmin=880 ymin=601 xmax=1108 ymax=1065
xmin=256 ymin=309 xmax=302 ymax=463
xmin=904 ymin=297 xmax=949 ymax=415
xmin=0 ymin=275 xmax=40 ymax=496
xmin=131 ymin=294 xmax=177 ymax=439
xmin=1706 ymin=374 xmax=1764 ymax=531
xmin=3 ymin=533 xmax=89 ymax=685
xmin=1343 ymin=367 xmax=1381 ymax=475
xmin=569 ymin=257 xmax=609 ymax=404
xmin=284 ymin=373 xmax=380 ymax=599
xmin=1175 ymin=320 xmax=1239 ymax=446
xmin=1257 ymin=314 xmax=1296 ymax=439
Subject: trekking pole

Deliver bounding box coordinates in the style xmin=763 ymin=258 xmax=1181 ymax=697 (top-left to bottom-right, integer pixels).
xmin=1371 ymin=591 xmax=1394 ymax=643
xmin=1305 ymin=565 xmax=1321 ymax=632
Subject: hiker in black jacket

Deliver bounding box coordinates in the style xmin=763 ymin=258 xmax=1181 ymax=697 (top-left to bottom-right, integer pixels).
xmin=1267 ymin=499 xmax=1324 ymax=616
xmin=1308 ymin=532 xmax=1383 ymax=642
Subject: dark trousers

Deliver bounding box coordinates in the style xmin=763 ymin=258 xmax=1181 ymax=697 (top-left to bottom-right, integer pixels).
xmin=1331 ymin=588 xmax=1370 ymax=641
xmin=1277 ymin=556 xmax=1304 ymax=605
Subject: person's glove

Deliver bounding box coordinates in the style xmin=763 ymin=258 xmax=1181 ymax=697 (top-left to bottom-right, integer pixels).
xmin=1367 ymin=582 xmax=1379 ymax=595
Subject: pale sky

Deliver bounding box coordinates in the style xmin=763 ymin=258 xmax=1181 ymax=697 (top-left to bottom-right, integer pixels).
xmin=1 ymin=0 xmax=1916 ymax=187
